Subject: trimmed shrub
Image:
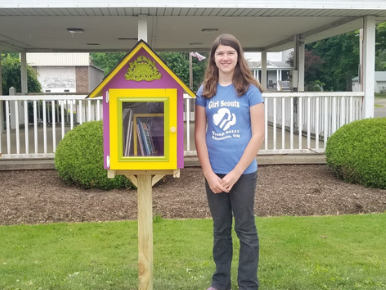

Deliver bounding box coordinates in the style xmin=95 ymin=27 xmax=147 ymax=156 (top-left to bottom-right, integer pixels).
xmin=325 ymin=118 xmax=386 ymax=189
xmin=55 ymin=120 xmax=133 ymax=190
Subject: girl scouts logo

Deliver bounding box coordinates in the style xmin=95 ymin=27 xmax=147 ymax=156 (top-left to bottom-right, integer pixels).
xmin=213 ymin=108 xmax=236 ymax=131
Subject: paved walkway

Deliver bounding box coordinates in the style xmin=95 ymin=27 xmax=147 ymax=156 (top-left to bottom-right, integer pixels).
xmin=375 ymin=98 xmax=386 ymax=118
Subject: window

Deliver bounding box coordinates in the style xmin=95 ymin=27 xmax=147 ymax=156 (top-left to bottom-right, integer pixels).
xmin=122 ymin=102 xmax=164 ymax=157
xmin=109 ymin=88 xmax=177 ymax=170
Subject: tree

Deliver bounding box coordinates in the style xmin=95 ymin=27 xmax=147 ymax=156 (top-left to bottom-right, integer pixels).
xmin=376 ymin=21 xmax=386 ymax=52
xmin=310 ymin=31 xmax=360 ymax=91
xmin=1 ymin=54 xmax=41 ymax=95
xmin=90 ymin=52 xmax=126 ymax=76
xmin=286 ymin=49 xmax=324 ymax=91
xmin=158 ymin=52 xmax=207 ymax=91
xmin=375 ymin=49 xmax=386 ymax=71
xmin=191 ymin=54 xmax=207 ymax=91
xmin=158 ymin=52 xmax=189 ymax=85
xmin=376 ymin=21 xmax=386 ymax=71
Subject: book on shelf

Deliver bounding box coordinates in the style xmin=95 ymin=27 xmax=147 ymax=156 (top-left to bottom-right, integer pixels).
xmin=123 ymin=111 xmax=161 ymax=157
xmin=123 ymin=108 xmax=133 ymax=156
xmin=136 ymin=117 xmax=159 ymax=156
xmin=137 ymin=118 xmax=148 ymax=155
xmin=136 ymin=123 xmax=145 ymax=156
xmin=142 ymin=122 xmax=155 ymax=155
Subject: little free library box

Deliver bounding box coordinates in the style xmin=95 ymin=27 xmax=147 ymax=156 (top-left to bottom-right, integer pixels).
xmin=88 ymin=40 xmax=196 ymax=174
xmin=88 ymin=40 xmax=197 ymax=290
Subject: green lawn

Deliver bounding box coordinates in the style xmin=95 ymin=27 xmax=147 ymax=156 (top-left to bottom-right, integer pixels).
xmin=1 ymin=214 xmax=385 ymax=290
xmin=375 ymin=92 xmax=386 ymax=99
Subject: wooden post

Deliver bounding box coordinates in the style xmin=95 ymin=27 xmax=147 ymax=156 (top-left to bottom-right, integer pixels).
xmin=137 ymin=174 xmax=153 ymax=290
xmin=115 ymin=169 xmax=179 ymax=289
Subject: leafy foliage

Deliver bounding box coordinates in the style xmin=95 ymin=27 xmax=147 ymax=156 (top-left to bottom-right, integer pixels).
xmin=155 ymin=51 xmax=207 ymax=91
xmin=309 ymin=31 xmax=360 ymax=91
xmin=158 ymin=52 xmax=190 ymax=86
xmin=375 ymin=49 xmax=386 ymax=71
xmin=55 ymin=120 xmax=133 ymax=190
xmin=90 ymin=52 xmax=126 ymax=76
xmin=298 ymin=22 xmax=386 ymax=91
xmin=286 ymin=50 xmax=324 ymax=91
xmin=1 ymin=53 xmax=41 ymax=95
xmin=326 ymin=118 xmax=386 ymax=189
xmin=376 ymin=21 xmax=386 ymax=52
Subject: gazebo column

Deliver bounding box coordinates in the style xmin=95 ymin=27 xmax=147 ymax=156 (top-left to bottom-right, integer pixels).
xmin=138 ymin=15 xmax=148 ymax=42
xmin=298 ymin=41 xmax=305 ymax=92
xmin=261 ymin=51 xmax=267 ymax=90
xmin=255 ymin=69 xmax=260 ymax=82
xmin=362 ymin=16 xmax=375 ymax=119
xmin=359 ymin=29 xmax=364 ymax=92
xmin=292 ymin=35 xmax=299 ymax=91
xmin=20 ymin=52 xmax=28 ymax=94
xmin=0 ymin=51 xmax=2 ymax=95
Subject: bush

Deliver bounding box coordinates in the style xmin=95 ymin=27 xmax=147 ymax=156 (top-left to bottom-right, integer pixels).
xmin=55 ymin=120 xmax=133 ymax=190
xmin=325 ymin=118 xmax=386 ymax=189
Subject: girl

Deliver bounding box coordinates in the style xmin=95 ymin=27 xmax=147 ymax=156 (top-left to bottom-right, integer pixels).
xmin=195 ymin=34 xmax=265 ymax=290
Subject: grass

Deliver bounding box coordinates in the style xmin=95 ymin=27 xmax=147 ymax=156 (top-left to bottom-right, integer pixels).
xmin=375 ymin=92 xmax=386 ymax=99
xmin=0 ymin=214 xmax=386 ymax=290
xmin=375 ymin=104 xmax=383 ymax=107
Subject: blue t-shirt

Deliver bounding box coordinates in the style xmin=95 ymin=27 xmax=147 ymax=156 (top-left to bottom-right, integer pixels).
xmin=196 ymin=84 xmax=264 ymax=174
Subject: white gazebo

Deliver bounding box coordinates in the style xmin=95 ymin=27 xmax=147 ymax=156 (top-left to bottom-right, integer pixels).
xmin=0 ymin=1 xmax=385 ymax=118
xmin=0 ymin=1 xmax=385 ymax=160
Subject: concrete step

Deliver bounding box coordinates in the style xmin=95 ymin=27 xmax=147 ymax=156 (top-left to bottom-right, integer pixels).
xmin=0 ymin=159 xmax=56 ymax=171
xmin=0 ymin=154 xmax=326 ymax=171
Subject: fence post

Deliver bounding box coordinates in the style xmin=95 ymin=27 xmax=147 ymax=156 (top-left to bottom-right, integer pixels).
xmin=0 ymin=52 xmax=3 ymax=136
xmin=0 ymin=99 xmax=3 ymax=136
xmin=9 ymin=87 xmax=16 ymax=130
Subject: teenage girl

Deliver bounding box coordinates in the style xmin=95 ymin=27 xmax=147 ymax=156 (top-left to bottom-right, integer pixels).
xmin=195 ymin=34 xmax=265 ymax=290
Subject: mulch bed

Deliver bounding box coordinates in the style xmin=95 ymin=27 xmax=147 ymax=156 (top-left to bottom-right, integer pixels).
xmin=0 ymin=165 xmax=385 ymax=225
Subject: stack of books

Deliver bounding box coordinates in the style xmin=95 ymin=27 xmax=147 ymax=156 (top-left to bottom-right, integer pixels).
xmin=122 ymin=108 xmax=158 ymax=156
xmin=135 ymin=117 xmax=157 ymax=156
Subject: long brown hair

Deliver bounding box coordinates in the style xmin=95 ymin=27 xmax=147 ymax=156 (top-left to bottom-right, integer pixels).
xmin=202 ymin=34 xmax=263 ymax=99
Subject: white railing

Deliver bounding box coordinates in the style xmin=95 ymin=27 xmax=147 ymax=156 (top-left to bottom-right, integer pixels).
xmin=263 ymin=92 xmax=364 ymax=154
xmin=0 ymin=92 xmax=364 ymax=159
xmin=0 ymin=95 xmax=102 ymax=158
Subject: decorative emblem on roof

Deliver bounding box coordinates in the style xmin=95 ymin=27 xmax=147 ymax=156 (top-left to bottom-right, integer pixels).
xmin=124 ymin=56 xmax=162 ymax=81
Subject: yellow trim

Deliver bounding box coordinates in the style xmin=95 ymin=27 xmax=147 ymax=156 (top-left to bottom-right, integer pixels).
xmin=89 ymin=41 xmax=196 ymax=99
xmin=109 ymin=88 xmax=177 ymax=170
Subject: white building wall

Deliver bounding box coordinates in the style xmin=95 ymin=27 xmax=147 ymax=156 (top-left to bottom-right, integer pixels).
xmin=352 ymin=81 xmax=360 ymax=92
xmin=244 ymin=49 xmax=293 ymax=62
xmin=37 ymin=67 xmax=76 ymax=93
xmin=27 ymin=53 xmax=90 ymax=66
xmin=88 ymin=66 xmax=104 ymax=92
xmin=376 ymin=81 xmax=386 ymax=93
xmin=281 ymin=49 xmax=293 ymax=62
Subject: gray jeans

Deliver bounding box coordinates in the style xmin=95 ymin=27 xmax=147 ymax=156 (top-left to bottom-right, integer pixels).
xmin=205 ymin=171 xmax=259 ymax=290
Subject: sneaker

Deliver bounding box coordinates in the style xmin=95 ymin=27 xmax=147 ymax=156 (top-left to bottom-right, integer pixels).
xmin=207 ymin=288 xmax=218 ymax=290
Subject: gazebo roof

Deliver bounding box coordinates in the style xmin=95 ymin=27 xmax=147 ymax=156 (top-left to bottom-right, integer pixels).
xmin=1 ymin=1 xmax=385 ymax=53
